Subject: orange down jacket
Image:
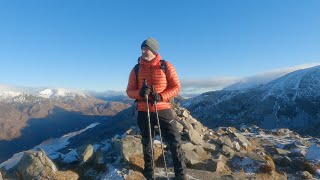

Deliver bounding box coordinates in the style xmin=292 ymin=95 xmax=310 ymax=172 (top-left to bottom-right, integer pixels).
xmin=126 ymin=54 xmax=181 ymax=112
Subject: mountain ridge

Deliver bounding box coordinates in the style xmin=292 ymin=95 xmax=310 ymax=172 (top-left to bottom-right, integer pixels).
xmin=183 ymin=65 xmax=320 ymax=137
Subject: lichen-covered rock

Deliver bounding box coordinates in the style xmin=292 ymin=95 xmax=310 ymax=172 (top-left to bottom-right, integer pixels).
xmin=16 ymin=149 xmax=58 ymax=179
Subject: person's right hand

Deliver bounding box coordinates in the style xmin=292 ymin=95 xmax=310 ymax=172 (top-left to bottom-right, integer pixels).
xmin=139 ymin=84 xmax=151 ymax=97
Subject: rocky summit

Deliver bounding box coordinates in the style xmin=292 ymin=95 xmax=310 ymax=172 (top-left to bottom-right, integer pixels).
xmin=0 ymin=105 xmax=320 ymax=180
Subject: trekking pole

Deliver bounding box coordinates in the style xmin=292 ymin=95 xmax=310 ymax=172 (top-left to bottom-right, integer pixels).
xmin=144 ymin=79 xmax=155 ymax=180
xmin=152 ymin=85 xmax=169 ymax=180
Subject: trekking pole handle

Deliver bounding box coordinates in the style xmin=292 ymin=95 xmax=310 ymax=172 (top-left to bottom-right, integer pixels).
xmin=151 ymin=85 xmax=156 ymax=103
xmin=143 ymin=78 xmax=147 ymax=86
xmin=143 ymin=79 xmax=148 ymax=98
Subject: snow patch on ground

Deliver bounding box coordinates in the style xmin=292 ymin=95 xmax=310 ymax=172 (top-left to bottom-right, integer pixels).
xmin=102 ymin=165 xmax=125 ymax=180
xmin=0 ymin=122 xmax=100 ymax=170
xmin=235 ymin=157 xmax=259 ymax=173
xmin=62 ymin=149 xmax=79 ymax=163
xmin=306 ymin=144 xmax=320 ymax=161
xmin=0 ymin=152 xmax=25 ymax=170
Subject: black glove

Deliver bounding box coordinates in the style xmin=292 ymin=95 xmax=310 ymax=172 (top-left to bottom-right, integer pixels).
xmin=139 ymin=84 xmax=151 ymax=97
xmin=151 ymin=91 xmax=162 ymax=102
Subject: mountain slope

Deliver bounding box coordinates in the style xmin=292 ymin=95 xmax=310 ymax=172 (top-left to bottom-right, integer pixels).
xmin=183 ymin=65 xmax=320 ymax=137
xmin=0 ymin=88 xmax=131 ymax=163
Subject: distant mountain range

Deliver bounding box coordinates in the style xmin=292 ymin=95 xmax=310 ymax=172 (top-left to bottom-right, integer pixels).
xmin=183 ymin=65 xmax=320 ymax=137
xmin=0 ymin=88 xmax=131 ymax=163
xmin=2 ymin=64 xmax=320 ymax=164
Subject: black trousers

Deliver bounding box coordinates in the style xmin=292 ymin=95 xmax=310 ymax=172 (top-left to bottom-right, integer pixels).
xmin=137 ymin=108 xmax=187 ymax=180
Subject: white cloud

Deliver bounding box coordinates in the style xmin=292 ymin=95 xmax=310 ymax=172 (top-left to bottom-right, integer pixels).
xmin=84 ymin=90 xmax=125 ymax=97
xmin=181 ymin=63 xmax=320 ymax=95
xmin=180 ymin=77 xmax=240 ymax=95
xmin=0 ymin=84 xmax=20 ymax=93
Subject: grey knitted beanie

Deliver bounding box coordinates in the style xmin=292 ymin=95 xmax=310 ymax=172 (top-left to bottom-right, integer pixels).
xmin=141 ymin=38 xmax=159 ymax=54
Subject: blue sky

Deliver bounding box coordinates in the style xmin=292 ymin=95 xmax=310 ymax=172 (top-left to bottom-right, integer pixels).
xmin=0 ymin=0 xmax=319 ymax=94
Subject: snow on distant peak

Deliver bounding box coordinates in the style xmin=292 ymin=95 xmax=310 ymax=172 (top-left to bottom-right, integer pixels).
xmin=38 ymin=89 xmax=54 ymax=98
xmin=0 ymin=85 xmax=22 ymax=99
xmin=224 ymin=64 xmax=320 ymax=91
xmin=261 ymin=65 xmax=320 ymax=100
xmin=0 ymin=91 xmax=22 ymax=99
xmin=38 ymin=88 xmax=86 ymax=99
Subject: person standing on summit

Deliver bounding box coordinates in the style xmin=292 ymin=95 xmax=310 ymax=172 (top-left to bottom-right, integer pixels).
xmin=126 ymin=38 xmax=187 ymax=180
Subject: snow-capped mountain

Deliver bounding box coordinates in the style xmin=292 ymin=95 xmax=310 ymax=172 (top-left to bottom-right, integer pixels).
xmin=223 ymin=63 xmax=320 ymax=91
xmin=0 ymin=86 xmax=132 ymax=163
xmin=260 ymin=65 xmax=320 ymax=101
xmin=183 ymin=65 xmax=320 ymax=137
xmin=0 ymin=87 xmax=89 ymax=103
xmin=38 ymin=88 xmax=87 ymax=99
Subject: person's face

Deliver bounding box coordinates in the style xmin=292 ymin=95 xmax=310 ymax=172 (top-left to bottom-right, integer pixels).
xmin=141 ymin=47 xmax=155 ymax=61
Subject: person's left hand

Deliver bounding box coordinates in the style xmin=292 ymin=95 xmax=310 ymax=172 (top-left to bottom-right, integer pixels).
xmin=151 ymin=91 xmax=162 ymax=102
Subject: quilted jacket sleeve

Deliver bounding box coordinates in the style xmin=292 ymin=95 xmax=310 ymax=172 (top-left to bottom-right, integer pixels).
xmin=126 ymin=68 xmax=142 ymax=100
xmin=160 ymin=62 xmax=181 ymax=102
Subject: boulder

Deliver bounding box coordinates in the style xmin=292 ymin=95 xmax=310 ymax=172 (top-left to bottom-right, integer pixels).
xmin=221 ymin=145 xmax=235 ymax=158
xmin=192 ymin=121 xmax=203 ymax=134
xmin=184 ymin=150 xmax=201 ymax=165
xmin=188 ymin=129 xmax=203 ymax=145
xmin=274 ymin=128 xmax=292 ymax=136
xmin=216 ymin=129 xmax=226 ymax=136
xmin=112 ymin=136 xmax=143 ymax=162
xmin=194 ymin=146 xmax=206 ymax=156
xmin=211 ymin=160 xmax=229 ymax=173
xmin=203 ymin=131 xmax=219 ymax=142
xmin=214 ymin=154 xmax=228 ymax=164
xmin=181 ymin=142 xmax=196 ymax=151
xmin=233 ymin=133 xmax=251 ymax=149
xmin=16 ymin=149 xmax=57 ymax=179
xmin=218 ymin=136 xmax=233 ymax=148
xmin=76 ymin=144 xmax=94 ymax=164
xmin=180 ymin=110 xmax=189 ymax=118
xmin=202 ymin=142 xmax=218 ymax=153
xmin=194 ymin=146 xmax=211 ymax=160
xmin=125 ymin=170 xmax=146 ymax=180
xmin=53 ymin=170 xmax=79 ymax=180
xmin=180 ymin=119 xmax=193 ymax=131
xmin=189 ymin=117 xmax=198 ymax=125
xmin=233 ymin=141 xmax=241 ymax=151
xmin=174 ymin=120 xmax=184 ymax=133
xmin=275 ymin=148 xmax=290 ymax=155
xmin=192 ymin=159 xmax=229 ymax=173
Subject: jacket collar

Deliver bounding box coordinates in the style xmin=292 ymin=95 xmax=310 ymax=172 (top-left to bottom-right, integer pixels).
xmin=139 ymin=54 xmax=162 ymax=66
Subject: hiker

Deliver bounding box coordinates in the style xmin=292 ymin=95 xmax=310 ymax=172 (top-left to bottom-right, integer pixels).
xmin=126 ymin=38 xmax=187 ymax=180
